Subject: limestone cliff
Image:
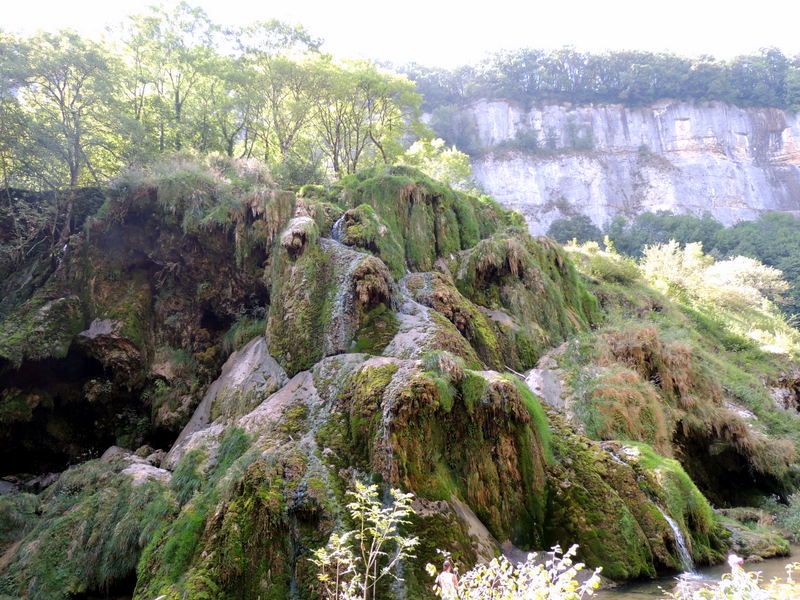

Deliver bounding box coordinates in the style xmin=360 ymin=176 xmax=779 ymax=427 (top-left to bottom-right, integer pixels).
xmin=457 ymin=100 xmax=800 ymax=234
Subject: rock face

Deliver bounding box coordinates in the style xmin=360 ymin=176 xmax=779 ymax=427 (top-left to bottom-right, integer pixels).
xmin=5 ymin=164 xmax=798 ymax=600
xmin=461 ymin=99 xmax=800 ymax=234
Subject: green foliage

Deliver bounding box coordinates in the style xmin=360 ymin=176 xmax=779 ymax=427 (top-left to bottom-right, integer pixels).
xmin=640 ymin=241 xmax=800 ymax=355
xmin=311 ymin=482 xmax=419 ymax=600
xmin=664 ymin=559 xmax=800 ymax=600
xmin=426 ymin=544 xmax=601 ymax=600
xmin=110 ymin=153 xmax=276 ymax=234
xmin=566 ymin=241 xmax=641 ymax=285
xmin=547 ymin=215 xmax=602 ymax=245
xmin=400 ymin=137 xmax=480 ymax=193
xmin=1 ymin=8 xmax=423 ymax=191
xmin=604 ymin=211 xmax=800 ymax=317
xmin=171 ymin=449 xmax=206 ymax=506
xmin=0 ymin=493 xmax=37 ymax=551
xmin=0 ymin=458 xmax=175 ymax=600
xmin=222 ymin=315 xmax=267 ymax=354
xmin=407 ymin=47 xmax=800 ymax=115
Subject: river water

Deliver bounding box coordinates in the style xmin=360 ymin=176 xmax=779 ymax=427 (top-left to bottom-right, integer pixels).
xmin=595 ymin=546 xmax=800 ymax=600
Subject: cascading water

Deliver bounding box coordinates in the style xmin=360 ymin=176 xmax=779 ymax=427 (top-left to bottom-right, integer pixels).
xmin=331 ymin=215 xmax=346 ymax=242
xmin=654 ymin=504 xmax=695 ymax=573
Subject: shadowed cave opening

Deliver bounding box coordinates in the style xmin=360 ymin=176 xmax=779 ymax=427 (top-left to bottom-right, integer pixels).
xmin=1 ymin=345 xmax=159 ymax=478
xmin=68 ymin=573 xmax=136 ymax=600
xmin=674 ymin=429 xmax=788 ymax=507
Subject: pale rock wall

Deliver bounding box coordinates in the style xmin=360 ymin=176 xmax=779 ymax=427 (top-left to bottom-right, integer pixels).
xmin=462 ymin=99 xmax=800 ymax=234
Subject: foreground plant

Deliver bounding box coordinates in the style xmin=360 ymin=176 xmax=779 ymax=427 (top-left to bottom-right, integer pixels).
xmin=426 ymin=544 xmax=602 ymax=600
xmin=665 ymin=554 xmax=800 ymax=600
xmin=311 ymin=482 xmax=419 ymax=600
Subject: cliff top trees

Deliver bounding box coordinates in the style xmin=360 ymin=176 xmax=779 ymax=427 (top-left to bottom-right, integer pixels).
xmin=407 ymin=47 xmax=800 ymax=115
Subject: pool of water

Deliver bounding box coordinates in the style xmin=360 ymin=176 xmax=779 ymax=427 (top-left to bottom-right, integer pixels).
xmin=595 ymin=546 xmax=800 ymax=600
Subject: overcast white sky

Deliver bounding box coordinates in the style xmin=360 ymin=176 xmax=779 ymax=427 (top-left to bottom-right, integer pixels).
xmin=4 ymin=0 xmax=800 ymax=67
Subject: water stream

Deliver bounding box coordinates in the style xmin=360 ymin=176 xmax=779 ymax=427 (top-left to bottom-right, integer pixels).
xmin=653 ymin=505 xmax=695 ymax=574
xmin=596 ymin=545 xmax=800 ymax=600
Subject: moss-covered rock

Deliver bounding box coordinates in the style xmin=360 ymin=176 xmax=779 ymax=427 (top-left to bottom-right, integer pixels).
xmin=0 ymin=455 xmax=174 ymax=600
xmin=266 ymin=233 xmax=394 ymax=376
xmin=338 ymin=166 xmax=513 ymax=273
xmin=717 ymin=507 xmax=791 ymax=560
xmin=451 ymin=234 xmax=600 ymax=369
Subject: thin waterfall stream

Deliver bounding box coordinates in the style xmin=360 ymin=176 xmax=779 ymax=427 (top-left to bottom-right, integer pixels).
xmin=653 ymin=505 xmax=695 ymax=573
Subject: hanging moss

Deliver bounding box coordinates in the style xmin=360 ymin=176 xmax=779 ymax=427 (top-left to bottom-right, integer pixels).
xmin=450 ymin=234 xmax=600 ymax=369
xmin=267 ymin=243 xmax=331 ymax=375
xmin=0 ymin=458 xmax=175 ymax=600
xmin=336 ymin=203 xmax=406 ymax=277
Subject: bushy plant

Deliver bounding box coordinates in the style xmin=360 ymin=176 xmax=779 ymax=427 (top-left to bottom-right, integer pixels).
xmin=426 ymin=544 xmax=601 ymax=600
xmin=665 ymin=555 xmax=800 ymax=599
xmin=311 ymin=482 xmax=419 ymax=600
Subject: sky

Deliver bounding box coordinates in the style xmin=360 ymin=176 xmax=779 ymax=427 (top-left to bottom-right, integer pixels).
xmin=4 ymin=0 xmax=800 ymax=67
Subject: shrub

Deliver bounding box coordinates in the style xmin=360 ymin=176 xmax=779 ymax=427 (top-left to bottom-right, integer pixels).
xmin=426 ymin=544 xmax=601 ymax=600
xmin=311 ymin=482 xmax=419 ymax=600
xmin=664 ymin=555 xmax=800 ymax=599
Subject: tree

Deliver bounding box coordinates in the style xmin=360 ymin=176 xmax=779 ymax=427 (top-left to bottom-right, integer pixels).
xmin=401 ymin=137 xmax=479 ymax=192
xmin=121 ymin=2 xmax=217 ymax=152
xmin=20 ymin=31 xmax=119 ymax=188
xmin=547 ymin=215 xmax=602 ymax=244
xmin=0 ymin=32 xmax=29 ymax=189
xmin=311 ymin=482 xmax=418 ymax=600
xmin=311 ymin=60 xmax=420 ymax=176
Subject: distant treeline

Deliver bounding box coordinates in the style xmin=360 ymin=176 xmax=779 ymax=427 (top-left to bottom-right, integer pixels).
xmin=403 ymin=48 xmax=800 ymax=112
xmin=548 ymin=211 xmax=800 ymax=316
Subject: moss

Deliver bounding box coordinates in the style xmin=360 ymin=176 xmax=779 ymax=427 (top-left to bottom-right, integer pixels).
xmin=337 ymin=203 xmax=406 ymax=277
xmin=267 ymin=243 xmax=331 ymax=375
xmin=221 ymin=315 xmax=266 ymax=354
xmin=511 ymin=377 xmax=554 ymax=464
xmin=625 ymin=441 xmax=726 ymax=565
xmin=544 ymin=419 xmax=660 ymax=579
xmin=0 ymin=295 xmax=85 ymax=366
xmin=349 ymin=303 xmax=399 ymax=355
xmin=0 ymin=493 xmax=38 ymax=552
xmin=388 ymin=367 xmax=550 ymax=548
xmin=407 ymin=272 xmax=505 ymax=370
xmin=339 ymin=363 xmax=399 ymax=469
xmin=453 ymin=234 xmax=600 ymax=368
xmin=0 ymin=458 xmax=175 ymax=600
xmin=718 ymin=508 xmax=791 ymax=559
xmin=338 ymin=166 xmax=511 ymax=274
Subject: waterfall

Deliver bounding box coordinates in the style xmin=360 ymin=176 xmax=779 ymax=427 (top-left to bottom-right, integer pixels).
xmin=654 ymin=504 xmax=695 ymax=573
xmin=331 ymin=215 xmax=346 ymax=242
